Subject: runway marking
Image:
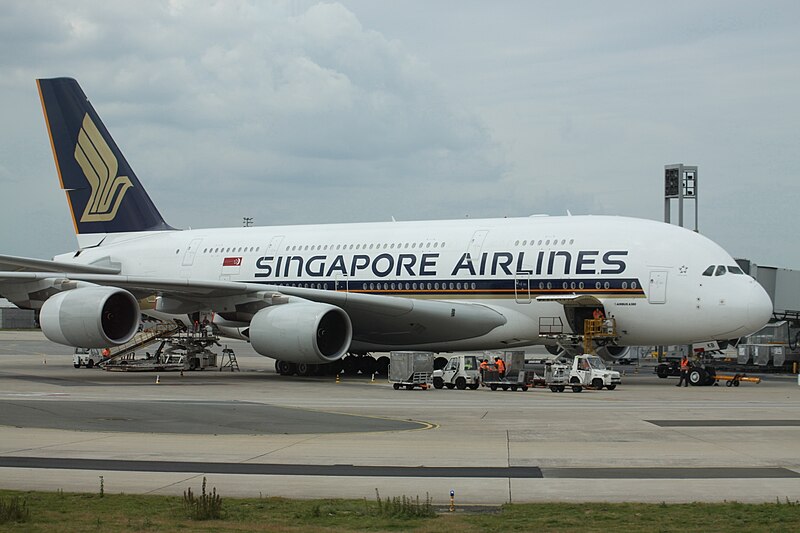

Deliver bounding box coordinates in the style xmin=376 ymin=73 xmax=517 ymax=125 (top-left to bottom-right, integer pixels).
xmin=541 ymin=467 xmax=800 ymax=479
xmin=0 ymin=457 xmax=543 ymax=478
xmin=647 ymin=420 xmax=800 ymax=427
xmin=0 ymin=458 xmax=796 ymax=480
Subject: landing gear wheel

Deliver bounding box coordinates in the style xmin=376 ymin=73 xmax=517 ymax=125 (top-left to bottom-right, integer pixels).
xmin=433 ymin=377 xmax=444 ymax=389
xmin=296 ymin=363 xmax=314 ymax=377
xmin=359 ymin=357 xmax=376 ymax=376
xmin=276 ymin=360 xmax=297 ymax=376
xmin=375 ymin=356 xmax=390 ymax=376
xmin=455 ymin=377 xmax=467 ymax=390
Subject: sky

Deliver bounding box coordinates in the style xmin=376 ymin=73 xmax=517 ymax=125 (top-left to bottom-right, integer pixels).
xmin=1 ymin=1 xmax=798 ymax=267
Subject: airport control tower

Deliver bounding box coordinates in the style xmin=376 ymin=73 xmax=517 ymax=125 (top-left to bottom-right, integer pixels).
xmin=664 ymin=163 xmax=698 ymax=231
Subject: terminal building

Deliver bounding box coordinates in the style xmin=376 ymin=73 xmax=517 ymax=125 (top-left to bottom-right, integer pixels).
xmin=0 ymin=298 xmax=36 ymax=329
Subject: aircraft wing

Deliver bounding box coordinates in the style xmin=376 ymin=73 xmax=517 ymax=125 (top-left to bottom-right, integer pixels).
xmin=0 ymin=254 xmax=120 ymax=274
xmin=0 ymin=271 xmax=507 ymax=344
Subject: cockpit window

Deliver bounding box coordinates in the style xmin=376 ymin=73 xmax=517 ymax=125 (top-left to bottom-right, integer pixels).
xmin=702 ymin=266 xmax=715 ymax=277
xmin=714 ymin=265 xmax=726 ymax=276
xmin=727 ymin=265 xmax=744 ymax=275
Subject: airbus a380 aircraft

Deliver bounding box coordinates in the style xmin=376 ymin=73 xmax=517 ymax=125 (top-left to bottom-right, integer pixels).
xmin=0 ymin=78 xmax=773 ymax=368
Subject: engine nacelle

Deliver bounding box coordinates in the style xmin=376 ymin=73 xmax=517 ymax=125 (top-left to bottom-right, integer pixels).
xmin=596 ymin=345 xmax=631 ymax=361
xmin=249 ymin=303 xmax=352 ymax=363
xmin=40 ymin=287 xmax=140 ymax=348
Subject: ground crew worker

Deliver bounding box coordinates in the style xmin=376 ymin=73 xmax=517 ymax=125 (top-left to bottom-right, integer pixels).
xmin=101 ymin=348 xmax=110 ymax=358
xmin=479 ymin=359 xmax=489 ymax=371
xmin=495 ymin=356 xmax=506 ymax=378
xmin=676 ymin=356 xmax=690 ymax=387
xmin=592 ymin=308 xmax=605 ymax=320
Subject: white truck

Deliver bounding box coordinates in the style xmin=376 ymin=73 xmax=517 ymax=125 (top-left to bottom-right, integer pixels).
xmin=545 ymin=354 xmax=621 ymax=392
xmin=432 ymin=354 xmax=481 ymax=390
xmin=72 ymin=348 xmax=104 ymax=368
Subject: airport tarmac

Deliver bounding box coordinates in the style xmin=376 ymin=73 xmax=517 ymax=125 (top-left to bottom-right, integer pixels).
xmin=1 ymin=330 xmax=799 ymax=505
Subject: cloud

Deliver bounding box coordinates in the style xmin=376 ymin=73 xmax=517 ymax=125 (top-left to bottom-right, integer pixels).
xmin=0 ymin=1 xmax=503 ymax=257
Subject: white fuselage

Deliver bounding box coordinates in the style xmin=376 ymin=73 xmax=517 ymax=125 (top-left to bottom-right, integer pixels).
xmin=57 ymin=215 xmax=773 ymax=351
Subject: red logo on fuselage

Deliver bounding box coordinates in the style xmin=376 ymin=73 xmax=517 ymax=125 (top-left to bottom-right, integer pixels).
xmin=223 ymin=257 xmax=242 ymax=267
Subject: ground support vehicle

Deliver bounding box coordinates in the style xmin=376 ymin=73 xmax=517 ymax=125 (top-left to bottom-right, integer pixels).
xmin=101 ymin=333 xmax=219 ymax=372
xmin=656 ymin=357 xmax=718 ymax=386
xmin=73 ymin=348 xmax=105 ymax=368
xmin=389 ymin=351 xmax=433 ymax=390
xmin=686 ymin=365 xmax=718 ymax=386
xmin=712 ymin=373 xmax=761 ymax=386
xmin=432 ymin=354 xmax=480 ymax=390
xmin=480 ymin=351 xmax=536 ymax=391
xmin=570 ymin=354 xmax=621 ymax=390
xmin=544 ymin=361 xmax=573 ymax=392
xmin=481 ymin=368 xmax=535 ymax=391
xmin=655 ymin=359 xmax=682 ymax=379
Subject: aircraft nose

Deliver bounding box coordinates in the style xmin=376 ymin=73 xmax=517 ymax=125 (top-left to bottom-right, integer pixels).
xmin=746 ymin=282 xmax=773 ymax=332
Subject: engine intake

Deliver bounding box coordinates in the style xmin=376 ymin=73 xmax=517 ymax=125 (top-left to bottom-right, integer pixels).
xmin=596 ymin=345 xmax=630 ymax=361
xmin=40 ymin=287 xmax=140 ymax=347
xmin=249 ymin=302 xmax=352 ymax=363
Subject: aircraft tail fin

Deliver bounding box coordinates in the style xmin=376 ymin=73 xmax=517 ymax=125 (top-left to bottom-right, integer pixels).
xmin=36 ymin=77 xmax=172 ymax=235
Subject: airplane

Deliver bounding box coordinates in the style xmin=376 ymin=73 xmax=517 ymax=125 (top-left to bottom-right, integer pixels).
xmin=0 ymin=77 xmax=773 ymax=373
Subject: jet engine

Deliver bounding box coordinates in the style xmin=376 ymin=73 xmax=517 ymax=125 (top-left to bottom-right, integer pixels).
xmin=595 ymin=345 xmax=631 ymax=361
xmin=249 ymin=302 xmax=352 ymax=364
xmin=40 ymin=286 xmax=140 ymax=347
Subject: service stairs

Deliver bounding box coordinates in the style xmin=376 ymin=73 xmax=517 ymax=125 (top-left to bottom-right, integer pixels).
xmin=101 ymin=323 xmax=181 ymax=366
xmin=219 ymin=347 xmax=240 ymax=372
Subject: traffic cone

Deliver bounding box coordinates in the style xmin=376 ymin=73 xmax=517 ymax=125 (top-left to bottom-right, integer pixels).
xmin=156 ymin=375 xmax=160 ymax=384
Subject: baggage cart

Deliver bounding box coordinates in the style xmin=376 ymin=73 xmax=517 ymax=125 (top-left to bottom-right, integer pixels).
xmin=389 ymin=351 xmax=434 ymax=390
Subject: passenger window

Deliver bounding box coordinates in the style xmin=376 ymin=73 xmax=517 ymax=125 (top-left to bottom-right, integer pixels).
xmin=702 ymin=266 xmax=715 ymax=276
xmin=714 ymin=266 xmax=726 ymax=276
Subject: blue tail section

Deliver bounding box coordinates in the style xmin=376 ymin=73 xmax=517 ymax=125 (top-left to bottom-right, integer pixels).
xmin=37 ymin=77 xmax=172 ymax=235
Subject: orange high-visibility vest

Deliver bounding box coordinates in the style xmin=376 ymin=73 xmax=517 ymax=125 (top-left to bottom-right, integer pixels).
xmin=680 ymin=358 xmax=689 ymax=370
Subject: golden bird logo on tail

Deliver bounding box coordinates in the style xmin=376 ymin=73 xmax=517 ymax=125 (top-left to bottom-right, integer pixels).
xmin=74 ymin=113 xmax=133 ymax=222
